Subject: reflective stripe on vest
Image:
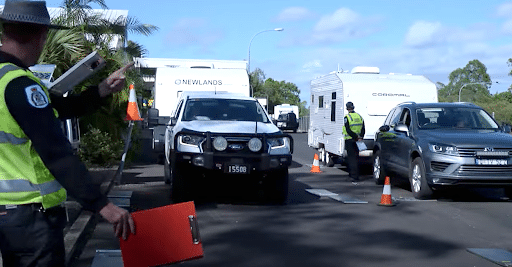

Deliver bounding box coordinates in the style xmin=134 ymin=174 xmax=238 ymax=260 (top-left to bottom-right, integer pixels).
xmin=0 ymin=63 xmax=66 ymax=209
xmin=0 ymin=179 xmax=62 ymax=195
xmin=0 ymin=131 xmax=28 ymax=144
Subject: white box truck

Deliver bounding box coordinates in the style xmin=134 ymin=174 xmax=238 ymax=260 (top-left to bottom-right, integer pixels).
xmin=273 ymin=104 xmax=299 ymax=132
xmin=308 ymin=66 xmax=438 ymax=166
xmin=148 ymin=61 xmax=250 ymax=160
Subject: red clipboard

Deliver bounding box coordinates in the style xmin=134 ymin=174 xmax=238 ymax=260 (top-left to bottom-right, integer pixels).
xmin=119 ymin=201 xmax=203 ymax=267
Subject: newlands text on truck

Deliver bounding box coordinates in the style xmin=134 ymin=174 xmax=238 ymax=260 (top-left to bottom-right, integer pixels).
xmin=147 ymin=60 xmax=250 ymax=162
xmin=308 ymin=66 xmax=438 ymax=167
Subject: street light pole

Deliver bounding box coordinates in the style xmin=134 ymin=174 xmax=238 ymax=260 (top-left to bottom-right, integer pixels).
xmin=247 ymin=28 xmax=284 ymax=75
xmin=458 ymin=82 xmax=488 ymax=102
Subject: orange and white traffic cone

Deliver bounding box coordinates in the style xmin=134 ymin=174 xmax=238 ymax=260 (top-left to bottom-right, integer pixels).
xmin=310 ymin=154 xmax=322 ymax=173
xmin=378 ymin=176 xmax=396 ymax=206
xmin=125 ymin=84 xmax=143 ymax=121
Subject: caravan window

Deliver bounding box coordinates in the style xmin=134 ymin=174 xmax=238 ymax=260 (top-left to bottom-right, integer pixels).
xmin=319 ymin=96 xmax=324 ymax=108
xmin=332 ymin=92 xmax=336 ymax=99
xmin=331 ymin=99 xmax=336 ymax=122
xmin=311 ymin=95 xmax=314 ymax=104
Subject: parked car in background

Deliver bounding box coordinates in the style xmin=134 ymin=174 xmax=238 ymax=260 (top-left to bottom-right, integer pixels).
xmin=163 ymin=92 xmax=293 ymax=204
xmin=373 ymin=102 xmax=512 ymax=199
xmin=276 ymin=112 xmax=299 ymax=133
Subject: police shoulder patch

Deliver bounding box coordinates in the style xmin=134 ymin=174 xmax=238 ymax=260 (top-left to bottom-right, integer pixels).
xmin=25 ymin=84 xmax=48 ymax=108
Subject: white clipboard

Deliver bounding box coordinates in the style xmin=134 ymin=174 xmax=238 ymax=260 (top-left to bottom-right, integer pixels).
xmin=48 ymin=51 xmax=106 ymax=95
xmin=356 ymin=141 xmax=367 ymax=151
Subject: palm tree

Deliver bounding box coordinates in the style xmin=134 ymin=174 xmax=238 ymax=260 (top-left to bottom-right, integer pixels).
xmin=40 ymin=0 xmax=158 ymax=153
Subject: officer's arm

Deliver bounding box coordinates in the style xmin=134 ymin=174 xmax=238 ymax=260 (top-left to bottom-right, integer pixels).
xmin=50 ymin=85 xmax=107 ymax=119
xmin=4 ymin=76 xmax=109 ymax=212
xmin=360 ymin=120 xmax=366 ymax=139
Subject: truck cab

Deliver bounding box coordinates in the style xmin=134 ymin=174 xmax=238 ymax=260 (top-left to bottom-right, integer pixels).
xmin=163 ymin=92 xmax=293 ymax=204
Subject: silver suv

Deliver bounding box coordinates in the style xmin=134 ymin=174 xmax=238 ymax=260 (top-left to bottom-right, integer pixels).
xmin=164 ymin=92 xmax=293 ymax=204
xmin=373 ymin=102 xmax=512 ymax=199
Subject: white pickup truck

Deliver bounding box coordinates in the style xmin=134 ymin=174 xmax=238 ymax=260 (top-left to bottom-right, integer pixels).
xmin=163 ymin=92 xmax=293 ymax=204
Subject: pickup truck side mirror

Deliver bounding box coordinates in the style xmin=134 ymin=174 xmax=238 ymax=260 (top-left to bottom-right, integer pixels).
xmin=170 ymin=117 xmax=178 ymax=126
xmin=502 ymin=125 xmax=511 ymax=133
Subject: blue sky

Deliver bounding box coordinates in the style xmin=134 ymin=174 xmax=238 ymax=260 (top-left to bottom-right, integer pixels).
xmin=44 ymin=0 xmax=512 ymax=104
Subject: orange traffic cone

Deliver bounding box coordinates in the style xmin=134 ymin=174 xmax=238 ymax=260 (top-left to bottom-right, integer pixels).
xmin=310 ymin=154 xmax=322 ymax=173
xmin=125 ymin=84 xmax=143 ymax=121
xmin=378 ymin=176 xmax=396 ymax=206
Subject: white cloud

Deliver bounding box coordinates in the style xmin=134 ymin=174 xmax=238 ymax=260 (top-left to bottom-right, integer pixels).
xmin=301 ymin=60 xmax=323 ymax=72
xmin=496 ymin=2 xmax=512 ymax=18
xmin=165 ymin=18 xmax=223 ymax=47
xmin=404 ymin=21 xmax=443 ymax=47
xmin=298 ymin=7 xmax=382 ymax=45
xmin=275 ymin=7 xmax=314 ymax=22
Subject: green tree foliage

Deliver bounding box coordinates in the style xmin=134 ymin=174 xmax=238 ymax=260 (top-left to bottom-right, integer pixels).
xmin=39 ymin=0 xmax=158 ymax=140
xmin=438 ymin=59 xmax=491 ymax=103
xmin=250 ymin=68 xmax=309 ymax=117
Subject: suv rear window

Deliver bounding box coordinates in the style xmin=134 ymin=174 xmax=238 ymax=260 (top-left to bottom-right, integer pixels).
xmin=182 ymin=98 xmax=270 ymax=123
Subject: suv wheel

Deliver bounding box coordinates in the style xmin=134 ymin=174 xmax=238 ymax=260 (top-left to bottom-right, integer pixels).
xmin=373 ymin=150 xmax=386 ymax=185
xmin=410 ymin=157 xmax=433 ymax=199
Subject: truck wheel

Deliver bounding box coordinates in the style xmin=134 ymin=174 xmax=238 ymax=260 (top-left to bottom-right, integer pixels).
xmin=373 ymin=150 xmax=386 ymax=185
xmin=170 ymin=163 xmax=190 ymax=203
xmin=164 ymin=158 xmax=171 ymax=184
xmin=410 ymin=157 xmax=433 ymax=199
xmin=266 ymin=168 xmax=289 ymax=204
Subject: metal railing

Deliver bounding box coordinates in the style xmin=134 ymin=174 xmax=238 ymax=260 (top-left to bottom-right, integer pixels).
xmin=298 ymin=116 xmax=309 ymax=133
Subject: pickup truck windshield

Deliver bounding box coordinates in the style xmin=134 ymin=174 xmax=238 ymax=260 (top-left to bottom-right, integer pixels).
xmin=182 ymin=98 xmax=270 ymax=123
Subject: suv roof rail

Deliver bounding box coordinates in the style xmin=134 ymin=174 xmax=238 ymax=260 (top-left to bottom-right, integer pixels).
xmin=455 ymin=102 xmax=477 ymax=106
xmin=398 ymin=101 xmax=416 ymax=106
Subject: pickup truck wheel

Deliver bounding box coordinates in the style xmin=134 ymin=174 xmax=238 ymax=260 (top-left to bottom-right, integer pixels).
xmin=410 ymin=157 xmax=433 ymax=199
xmin=170 ymin=164 xmax=190 ymax=203
xmin=266 ymin=168 xmax=289 ymax=204
xmin=164 ymin=158 xmax=171 ymax=184
xmin=373 ymin=150 xmax=386 ymax=185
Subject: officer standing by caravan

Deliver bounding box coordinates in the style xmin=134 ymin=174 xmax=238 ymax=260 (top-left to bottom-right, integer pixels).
xmin=0 ymin=1 xmax=134 ymax=266
xmin=343 ymin=102 xmax=365 ymax=182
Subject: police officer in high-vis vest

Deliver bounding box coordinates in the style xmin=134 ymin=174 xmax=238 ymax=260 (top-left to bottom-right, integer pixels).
xmin=0 ymin=1 xmax=135 ymax=266
xmin=343 ymin=102 xmax=365 ymax=182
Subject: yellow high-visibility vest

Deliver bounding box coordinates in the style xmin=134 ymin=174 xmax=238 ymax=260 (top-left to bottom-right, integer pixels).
xmin=0 ymin=63 xmax=66 ymax=209
xmin=343 ymin=112 xmax=363 ymax=140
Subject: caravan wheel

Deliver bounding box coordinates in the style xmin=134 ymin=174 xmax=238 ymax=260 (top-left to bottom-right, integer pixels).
xmin=325 ymin=152 xmax=335 ymax=167
xmin=319 ymin=147 xmax=326 ymax=166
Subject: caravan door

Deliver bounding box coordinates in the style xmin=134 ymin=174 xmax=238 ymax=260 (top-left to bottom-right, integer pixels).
xmin=323 ymin=88 xmax=345 ymax=159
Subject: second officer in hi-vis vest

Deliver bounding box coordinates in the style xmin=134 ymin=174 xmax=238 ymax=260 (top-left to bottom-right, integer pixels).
xmin=343 ymin=102 xmax=365 ymax=182
xmin=0 ymin=1 xmax=134 ymax=266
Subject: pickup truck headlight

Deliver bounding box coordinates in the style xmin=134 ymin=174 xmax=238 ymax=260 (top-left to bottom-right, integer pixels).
xmin=248 ymin=138 xmax=262 ymax=152
xmin=213 ymin=136 xmax=228 ymax=151
xmin=267 ymin=137 xmax=291 ymax=154
xmin=429 ymin=143 xmax=458 ymax=156
xmin=177 ymin=134 xmax=205 ymax=153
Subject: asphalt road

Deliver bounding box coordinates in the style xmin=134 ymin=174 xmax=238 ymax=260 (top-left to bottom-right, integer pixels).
xmin=49 ymin=132 xmax=512 ymax=266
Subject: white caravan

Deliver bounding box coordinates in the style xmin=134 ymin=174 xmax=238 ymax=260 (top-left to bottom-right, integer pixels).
xmin=148 ymin=60 xmax=250 ymax=159
xmin=273 ymin=104 xmax=299 ymax=120
xmin=308 ymin=66 xmax=438 ymax=166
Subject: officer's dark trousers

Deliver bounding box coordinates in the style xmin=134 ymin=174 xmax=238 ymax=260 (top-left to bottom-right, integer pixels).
xmin=0 ymin=204 xmax=67 ymax=267
xmin=345 ymin=139 xmax=360 ymax=180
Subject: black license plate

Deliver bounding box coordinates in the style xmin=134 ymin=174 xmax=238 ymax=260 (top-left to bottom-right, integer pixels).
xmin=226 ymin=164 xmax=249 ymax=174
